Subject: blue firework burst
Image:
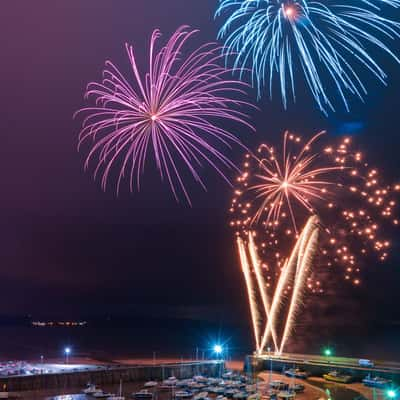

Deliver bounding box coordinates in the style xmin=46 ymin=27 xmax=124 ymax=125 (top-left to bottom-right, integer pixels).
xmin=216 ymin=0 xmax=400 ymax=113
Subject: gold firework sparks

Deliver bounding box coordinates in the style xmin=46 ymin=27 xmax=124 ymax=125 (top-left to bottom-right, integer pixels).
xmin=230 ymin=131 xmax=399 ymax=288
xmin=230 ymin=131 xmax=399 ymax=353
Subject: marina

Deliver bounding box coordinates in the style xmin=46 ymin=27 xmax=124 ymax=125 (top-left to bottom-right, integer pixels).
xmin=0 ymin=356 xmax=396 ymax=400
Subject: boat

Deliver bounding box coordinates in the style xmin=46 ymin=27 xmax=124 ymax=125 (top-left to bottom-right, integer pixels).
xmin=247 ymin=393 xmax=261 ymax=400
xmin=94 ymin=392 xmax=114 ymax=398
xmin=209 ymin=387 xmax=225 ymax=394
xmin=144 ymin=382 xmax=158 ymax=388
xmin=189 ymin=383 xmax=207 ymax=390
xmin=159 ymin=379 xmax=177 ymax=391
xmin=262 ymin=389 xmax=277 ymax=399
xmin=232 ymin=393 xmax=247 ymax=400
xmin=284 ymin=369 xmax=309 ymax=379
xmin=323 ymin=371 xmax=352 ymax=384
xmin=175 ymin=391 xmax=193 ymax=399
xmin=290 ymin=384 xmax=305 ymax=393
xmin=193 ymin=392 xmax=209 ymax=400
xmin=83 ymin=384 xmax=101 ymax=395
xmin=269 ymin=382 xmax=288 ymax=391
xmin=133 ymin=390 xmax=153 ymax=399
xmin=162 ymin=378 xmax=178 ymax=387
xmin=245 ymin=385 xmax=257 ymax=393
xmin=277 ymin=391 xmax=295 ymax=400
xmin=193 ymin=376 xmax=208 ymax=383
xmin=362 ymin=375 xmax=392 ymax=388
xmin=224 ymin=389 xmax=239 ymax=397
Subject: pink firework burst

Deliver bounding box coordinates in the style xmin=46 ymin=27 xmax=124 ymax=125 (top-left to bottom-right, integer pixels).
xmin=76 ymin=26 xmax=254 ymax=204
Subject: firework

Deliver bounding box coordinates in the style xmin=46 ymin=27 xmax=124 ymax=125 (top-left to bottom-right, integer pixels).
xmin=238 ymin=236 xmax=262 ymax=350
xmin=230 ymin=132 xmax=399 ymax=352
xmin=76 ymin=26 xmax=253 ymax=204
xmin=215 ymin=0 xmax=400 ymax=113
xmin=245 ymin=131 xmax=340 ymax=233
xmin=239 ymin=215 xmax=320 ymax=354
xmin=232 ymin=131 xmax=398 ymax=285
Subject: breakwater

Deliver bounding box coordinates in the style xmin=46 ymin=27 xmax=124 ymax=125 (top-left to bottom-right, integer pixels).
xmin=247 ymin=355 xmax=400 ymax=383
xmin=1 ymin=361 xmax=225 ymax=392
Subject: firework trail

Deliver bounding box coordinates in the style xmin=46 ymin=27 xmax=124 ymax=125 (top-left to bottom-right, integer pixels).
xmin=278 ymin=215 xmax=319 ymax=353
xmin=237 ymin=236 xmax=261 ymax=350
xmin=231 ymin=131 xmax=399 ymax=352
xmin=239 ymin=215 xmax=320 ymax=354
xmin=248 ymin=232 xmax=279 ymax=351
xmin=76 ymin=26 xmax=253 ymax=204
xmin=216 ymin=0 xmax=400 ymax=113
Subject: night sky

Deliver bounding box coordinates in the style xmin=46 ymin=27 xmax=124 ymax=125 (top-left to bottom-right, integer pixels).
xmin=1 ymin=1 xmax=400 ymax=355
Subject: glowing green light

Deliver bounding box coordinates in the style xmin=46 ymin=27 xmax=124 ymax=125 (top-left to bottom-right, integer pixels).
xmin=387 ymin=390 xmax=396 ymax=399
xmin=324 ymin=348 xmax=332 ymax=356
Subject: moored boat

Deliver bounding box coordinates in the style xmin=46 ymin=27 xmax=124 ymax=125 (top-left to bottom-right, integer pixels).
xmin=193 ymin=392 xmax=209 ymax=400
xmin=362 ymin=375 xmax=392 ymax=388
xmin=290 ymin=384 xmax=305 ymax=393
xmin=232 ymin=392 xmax=247 ymax=400
xmin=277 ymin=391 xmax=295 ymax=400
xmin=93 ymin=391 xmax=114 ymax=399
xmin=269 ymin=382 xmax=288 ymax=391
xmin=144 ymin=382 xmax=158 ymax=388
xmin=175 ymin=391 xmax=193 ymax=399
xmin=132 ymin=390 xmax=153 ymax=400
xmin=284 ymin=369 xmax=308 ymax=379
xmin=247 ymin=393 xmax=261 ymax=400
xmin=83 ymin=384 xmax=101 ymax=395
xmin=323 ymin=371 xmax=352 ymax=384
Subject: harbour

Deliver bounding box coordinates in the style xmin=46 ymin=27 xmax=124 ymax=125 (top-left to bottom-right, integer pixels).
xmin=0 ymin=353 xmax=399 ymax=400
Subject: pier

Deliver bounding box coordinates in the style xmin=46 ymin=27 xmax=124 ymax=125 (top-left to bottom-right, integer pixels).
xmin=248 ymin=352 xmax=400 ymax=383
xmin=0 ymin=361 xmax=225 ymax=392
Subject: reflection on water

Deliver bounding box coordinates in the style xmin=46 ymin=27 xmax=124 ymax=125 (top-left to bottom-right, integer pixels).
xmin=310 ymin=380 xmax=367 ymax=400
xmin=50 ymin=397 xmax=85 ymax=400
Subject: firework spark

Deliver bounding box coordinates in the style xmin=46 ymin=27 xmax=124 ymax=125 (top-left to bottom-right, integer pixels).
xmin=231 ymin=132 xmax=399 ymax=352
xmin=76 ymin=26 xmax=253 ymax=204
xmin=231 ymin=131 xmax=399 ymax=286
xmin=246 ymin=131 xmax=340 ymax=233
xmin=216 ymin=0 xmax=400 ymax=113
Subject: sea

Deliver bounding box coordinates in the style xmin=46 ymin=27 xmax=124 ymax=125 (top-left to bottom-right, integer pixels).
xmin=1 ymin=315 xmax=400 ymax=363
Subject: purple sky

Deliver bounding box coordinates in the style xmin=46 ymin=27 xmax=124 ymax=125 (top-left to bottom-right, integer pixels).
xmin=0 ymin=1 xmax=400 ymax=356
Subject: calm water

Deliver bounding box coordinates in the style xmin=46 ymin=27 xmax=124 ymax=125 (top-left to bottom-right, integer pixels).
xmin=1 ymin=316 xmax=400 ymax=362
xmin=309 ymin=380 xmax=368 ymax=400
xmin=30 ymin=379 xmax=368 ymax=400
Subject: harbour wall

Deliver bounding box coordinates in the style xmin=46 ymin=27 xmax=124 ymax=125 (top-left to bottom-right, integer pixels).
xmin=247 ymin=356 xmax=400 ymax=383
xmin=0 ymin=361 xmax=225 ymax=392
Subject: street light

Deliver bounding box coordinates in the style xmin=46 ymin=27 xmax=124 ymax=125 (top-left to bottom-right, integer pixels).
xmin=64 ymin=347 xmax=71 ymax=364
xmin=213 ymin=344 xmax=223 ymax=356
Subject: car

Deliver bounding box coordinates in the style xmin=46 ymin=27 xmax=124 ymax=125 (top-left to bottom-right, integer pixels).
xmin=359 ymin=359 xmax=374 ymax=368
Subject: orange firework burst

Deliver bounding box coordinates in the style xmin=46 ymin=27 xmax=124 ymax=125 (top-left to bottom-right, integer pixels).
xmin=245 ymin=131 xmax=340 ymax=232
xmin=230 ymin=131 xmax=399 ymax=289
